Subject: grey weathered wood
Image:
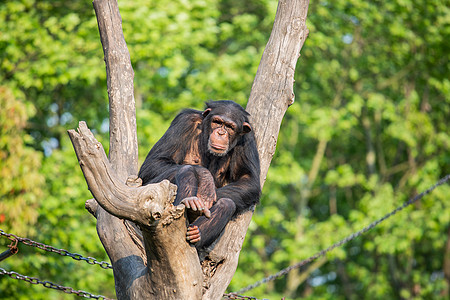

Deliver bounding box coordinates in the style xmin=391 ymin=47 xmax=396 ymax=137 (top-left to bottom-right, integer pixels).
xmin=89 ymin=1 xmax=145 ymax=298
xmin=69 ymin=122 xmax=178 ymax=226
xmin=68 ymin=122 xmax=203 ymax=299
xmin=93 ymin=0 xmax=138 ymax=178
xmin=247 ymin=0 xmax=310 ymax=181
xmin=70 ymin=0 xmax=309 ymax=299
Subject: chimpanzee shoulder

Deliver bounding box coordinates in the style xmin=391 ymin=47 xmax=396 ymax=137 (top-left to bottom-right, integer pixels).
xmin=171 ymin=108 xmax=203 ymax=126
xmin=138 ymin=109 xmax=203 ymax=184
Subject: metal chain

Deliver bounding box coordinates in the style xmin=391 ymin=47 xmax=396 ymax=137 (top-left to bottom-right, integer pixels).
xmin=2 ymin=174 xmax=448 ymax=299
xmin=232 ymin=174 xmax=450 ymax=294
xmin=222 ymin=293 xmax=269 ymax=300
xmin=0 ymin=267 xmax=114 ymax=299
xmin=0 ymin=229 xmax=112 ymax=269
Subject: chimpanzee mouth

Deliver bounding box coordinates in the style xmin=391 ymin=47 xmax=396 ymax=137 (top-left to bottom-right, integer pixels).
xmin=208 ymin=142 xmax=228 ymax=157
xmin=210 ymin=143 xmax=227 ymax=151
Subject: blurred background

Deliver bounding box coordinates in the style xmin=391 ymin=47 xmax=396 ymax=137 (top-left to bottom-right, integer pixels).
xmin=0 ymin=0 xmax=449 ymax=299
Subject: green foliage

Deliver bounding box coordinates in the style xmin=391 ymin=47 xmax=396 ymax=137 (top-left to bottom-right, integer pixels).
xmin=231 ymin=0 xmax=450 ymax=299
xmin=0 ymin=0 xmax=449 ymax=299
xmin=0 ymin=0 xmax=108 ymax=150
xmin=0 ymin=86 xmax=44 ymax=236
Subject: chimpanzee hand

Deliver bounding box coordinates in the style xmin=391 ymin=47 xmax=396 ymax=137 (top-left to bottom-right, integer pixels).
xmin=186 ymin=225 xmax=201 ymax=244
xmin=181 ymin=197 xmax=211 ymax=218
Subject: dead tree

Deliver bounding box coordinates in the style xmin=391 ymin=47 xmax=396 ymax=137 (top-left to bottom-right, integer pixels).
xmin=68 ymin=0 xmax=309 ymax=299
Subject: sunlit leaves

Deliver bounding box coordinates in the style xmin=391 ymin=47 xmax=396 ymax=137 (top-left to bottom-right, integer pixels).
xmin=234 ymin=0 xmax=449 ymax=298
xmin=0 ymin=87 xmax=44 ymax=236
xmin=1 ymin=0 xmax=449 ymax=299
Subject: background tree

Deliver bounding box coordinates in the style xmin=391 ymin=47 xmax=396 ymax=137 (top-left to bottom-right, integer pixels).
xmin=1 ymin=0 xmax=448 ymax=299
xmin=0 ymin=87 xmax=44 ymax=236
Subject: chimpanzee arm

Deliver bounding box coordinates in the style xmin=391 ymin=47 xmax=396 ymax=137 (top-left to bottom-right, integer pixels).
xmin=189 ymin=198 xmax=236 ymax=249
xmin=138 ymin=109 xmax=202 ymax=184
xmin=186 ymin=173 xmax=256 ymax=248
xmin=189 ymin=174 xmax=258 ymax=248
xmin=215 ymin=133 xmax=261 ymax=212
xmin=216 ymin=175 xmax=260 ymax=212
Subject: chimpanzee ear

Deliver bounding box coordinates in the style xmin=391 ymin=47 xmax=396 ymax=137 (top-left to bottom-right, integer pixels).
xmin=202 ymin=108 xmax=212 ymax=118
xmin=243 ymin=122 xmax=252 ymax=134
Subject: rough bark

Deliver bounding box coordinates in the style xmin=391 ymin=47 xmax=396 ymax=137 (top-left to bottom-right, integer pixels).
xmin=94 ymin=0 xmax=138 ymax=178
xmin=88 ymin=1 xmax=147 ymax=298
xmin=69 ymin=0 xmax=309 ymax=299
xmin=68 ymin=122 xmax=202 ymax=299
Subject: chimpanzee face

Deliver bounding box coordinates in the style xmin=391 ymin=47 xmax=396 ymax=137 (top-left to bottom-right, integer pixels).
xmin=203 ymin=108 xmax=252 ymax=157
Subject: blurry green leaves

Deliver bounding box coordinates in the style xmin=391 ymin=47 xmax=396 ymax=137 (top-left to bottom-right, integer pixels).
xmin=1 ymin=0 xmax=449 ymax=299
xmin=0 ymin=87 xmax=44 ymax=236
xmin=120 ymin=0 xmax=269 ymax=117
xmin=325 ymin=164 xmax=365 ymax=188
xmin=0 ymin=83 xmax=112 ymax=298
xmin=0 ymin=1 xmax=103 ymax=88
xmin=268 ymin=152 xmax=305 ymax=185
xmin=1 ymin=0 xmax=106 ymax=150
xmin=234 ymin=0 xmax=449 ymax=298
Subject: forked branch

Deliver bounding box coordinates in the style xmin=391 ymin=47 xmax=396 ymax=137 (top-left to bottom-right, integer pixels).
xmin=68 ymin=121 xmax=203 ymax=299
xmin=68 ymin=121 xmax=178 ymax=226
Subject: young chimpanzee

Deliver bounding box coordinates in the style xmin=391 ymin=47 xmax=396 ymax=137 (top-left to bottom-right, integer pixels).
xmin=138 ymin=100 xmax=261 ymax=249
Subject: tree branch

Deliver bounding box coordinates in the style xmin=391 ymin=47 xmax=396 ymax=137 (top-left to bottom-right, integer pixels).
xmin=93 ymin=0 xmax=138 ymax=178
xmin=88 ymin=1 xmax=144 ymax=298
xmin=68 ymin=122 xmax=178 ymax=226
xmin=69 ymin=121 xmax=203 ymax=299
xmin=248 ymin=0 xmax=310 ymax=182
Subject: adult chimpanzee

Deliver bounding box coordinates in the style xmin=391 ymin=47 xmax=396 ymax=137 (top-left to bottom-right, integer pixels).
xmin=138 ymin=100 xmax=260 ymax=249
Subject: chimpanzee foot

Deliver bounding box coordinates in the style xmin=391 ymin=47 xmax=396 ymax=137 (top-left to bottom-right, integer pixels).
xmin=186 ymin=225 xmax=201 ymax=244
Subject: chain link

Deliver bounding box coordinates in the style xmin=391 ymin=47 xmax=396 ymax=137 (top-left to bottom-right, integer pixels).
xmin=222 ymin=293 xmax=268 ymax=300
xmin=2 ymin=174 xmax=448 ymax=299
xmin=0 ymin=229 xmax=112 ymax=269
xmin=0 ymin=267 xmax=114 ymax=299
xmin=233 ymin=174 xmax=450 ymax=294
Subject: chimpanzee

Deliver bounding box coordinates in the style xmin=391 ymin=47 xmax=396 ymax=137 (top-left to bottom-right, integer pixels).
xmin=138 ymin=100 xmax=261 ymax=249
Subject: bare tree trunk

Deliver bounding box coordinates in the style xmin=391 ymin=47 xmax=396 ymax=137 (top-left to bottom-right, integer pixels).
xmin=88 ymin=0 xmax=149 ymax=298
xmin=69 ymin=0 xmax=310 ymax=299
